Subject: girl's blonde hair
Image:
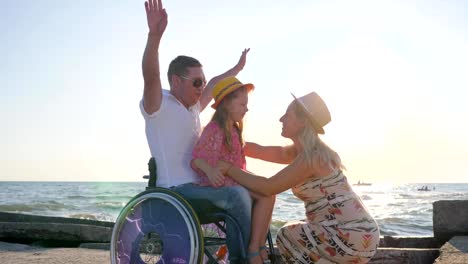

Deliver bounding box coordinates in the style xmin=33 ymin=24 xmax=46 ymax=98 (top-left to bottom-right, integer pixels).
xmin=211 ymin=87 xmax=247 ymax=152
xmin=293 ymin=102 xmax=345 ymax=171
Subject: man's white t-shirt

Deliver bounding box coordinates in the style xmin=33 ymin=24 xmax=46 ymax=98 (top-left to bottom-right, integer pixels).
xmin=140 ymin=90 xmax=201 ymax=188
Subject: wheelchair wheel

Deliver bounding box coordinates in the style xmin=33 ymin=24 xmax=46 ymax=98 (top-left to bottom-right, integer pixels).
xmin=111 ymin=188 xmax=204 ymax=264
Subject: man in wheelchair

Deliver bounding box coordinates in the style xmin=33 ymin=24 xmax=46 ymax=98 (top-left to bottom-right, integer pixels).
xmin=137 ymin=0 xmax=253 ymax=262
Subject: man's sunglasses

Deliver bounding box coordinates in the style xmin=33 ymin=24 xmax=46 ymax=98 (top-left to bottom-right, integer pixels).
xmin=179 ymin=75 xmax=206 ymax=88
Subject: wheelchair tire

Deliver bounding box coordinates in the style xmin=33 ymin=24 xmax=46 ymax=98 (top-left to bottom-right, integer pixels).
xmin=111 ymin=188 xmax=204 ymax=264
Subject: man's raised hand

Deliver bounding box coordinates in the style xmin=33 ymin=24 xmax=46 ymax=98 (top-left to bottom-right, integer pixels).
xmin=144 ymin=0 xmax=168 ymax=38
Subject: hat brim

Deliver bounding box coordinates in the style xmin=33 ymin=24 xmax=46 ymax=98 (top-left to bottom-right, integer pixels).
xmin=291 ymin=93 xmax=325 ymax=134
xmin=211 ymin=83 xmax=254 ymax=109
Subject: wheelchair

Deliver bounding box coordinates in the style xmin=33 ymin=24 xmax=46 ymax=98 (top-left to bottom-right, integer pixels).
xmin=111 ymin=158 xmax=276 ymax=264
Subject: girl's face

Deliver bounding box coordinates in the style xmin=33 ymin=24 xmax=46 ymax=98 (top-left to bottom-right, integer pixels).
xmin=226 ymin=89 xmax=249 ymax=123
xmin=279 ymin=103 xmax=305 ymax=139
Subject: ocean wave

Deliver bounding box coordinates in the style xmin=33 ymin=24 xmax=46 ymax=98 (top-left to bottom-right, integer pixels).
xmin=37 ymin=201 xmax=68 ymax=210
xmin=397 ymin=193 xmax=416 ymax=198
xmin=387 ymin=203 xmax=404 ymax=207
xmin=0 ymin=201 xmax=68 ymax=213
xmin=379 ymin=222 xmax=433 ymax=236
xmin=94 ymin=195 xmax=134 ymax=200
xmin=67 ymin=195 xmax=87 ymax=199
xmin=271 ymin=220 xmax=287 ymax=228
xmin=269 ymin=220 xmax=287 ymax=240
xmin=434 ymin=193 xmax=468 ymax=198
xmin=94 ymin=201 xmax=126 ymax=209
xmin=68 ymin=213 xmax=99 ymax=220
xmin=379 ymin=230 xmax=399 ymax=236
xmin=0 ymin=204 xmax=36 ymax=212
xmin=361 ymin=191 xmax=386 ymax=195
xmin=379 ymin=217 xmax=407 ymax=223
xmin=404 ymin=209 xmax=428 ymax=215
xmin=360 ymin=195 xmax=372 ymax=200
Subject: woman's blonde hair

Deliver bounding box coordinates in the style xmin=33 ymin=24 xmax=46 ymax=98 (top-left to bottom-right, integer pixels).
xmin=293 ymin=102 xmax=345 ymax=171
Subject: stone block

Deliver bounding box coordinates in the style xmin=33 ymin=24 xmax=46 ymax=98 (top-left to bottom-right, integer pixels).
xmin=369 ymin=248 xmax=439 ymax=264
xmin=379 ymin=236 xmax=443 ymax=248
xmin=434 ymin=236 xmax=468 ymax=264
xmin=433 ymin=200 xmax=468 ymax=243
xmin=0 ymin=222 xmax=112 ymax=243
xmin=0 ymin=212 xmax=114 ymax=227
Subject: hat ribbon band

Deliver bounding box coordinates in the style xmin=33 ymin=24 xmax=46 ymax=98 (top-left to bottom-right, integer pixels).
xmin=214 ymin=81 xmax=242 ymax=101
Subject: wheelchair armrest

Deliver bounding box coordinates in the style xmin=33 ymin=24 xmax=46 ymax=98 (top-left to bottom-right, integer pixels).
xmin=147 ymin=158 xmax=157 ymax=188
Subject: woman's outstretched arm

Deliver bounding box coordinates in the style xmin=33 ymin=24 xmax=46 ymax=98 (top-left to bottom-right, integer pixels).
xmin=219 ymin=156 xmax=311 ymax=196
xmin=244 ymin=142 xmax=297 ymax=164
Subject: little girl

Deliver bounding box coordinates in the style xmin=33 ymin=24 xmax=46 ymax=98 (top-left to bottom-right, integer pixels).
xmin=191 ymin=76 xmax=275 ymax=264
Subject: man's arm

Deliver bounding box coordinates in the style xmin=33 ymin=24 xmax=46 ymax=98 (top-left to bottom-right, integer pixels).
xmin=244 ymin=142 xmax=298 ymax=164
xmin=199 ymin=48 xmax=250 ymax=111
xmin=142 ymin=0 xmax=168 ymax=115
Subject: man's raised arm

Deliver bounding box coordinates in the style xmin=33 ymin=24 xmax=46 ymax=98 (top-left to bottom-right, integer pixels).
xmin=142 ymin=0 xmax=168 ymax=114
xmin=199 ymin=48 xmax=250 ymax=111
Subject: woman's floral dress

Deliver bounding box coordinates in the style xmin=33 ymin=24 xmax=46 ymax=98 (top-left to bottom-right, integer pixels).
xmin=276 ymin=170 xmax=380 ymax=264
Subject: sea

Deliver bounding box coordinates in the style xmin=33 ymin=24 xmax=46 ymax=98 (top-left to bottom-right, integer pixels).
xmin=1 ymin=181 xmax=467 ymax=238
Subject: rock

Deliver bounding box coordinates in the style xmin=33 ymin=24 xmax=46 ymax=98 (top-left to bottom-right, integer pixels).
xmin=0 ymin=212 xmax=114 ymax=244
xmin=433 ymin=200 xmax=468 ymax=243
xmin=0 ymin=222 xmax=112 ymax=243
xmin=434 ymin=236 xmax=468 ymax=264
xmin=379 ymin=235 xmax=443 ymax=248
xmin=0 ymin=212 xmax=114 ymax=227
xmin=0 ymin=241 xmax=35 ymax=252
xmin=369 ymin=248 xmax=439 ymax=264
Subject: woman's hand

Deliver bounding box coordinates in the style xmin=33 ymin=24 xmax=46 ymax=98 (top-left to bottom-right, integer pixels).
xmin=206 ymin=167 xmax=225 ymax=187
xmin=216 ymin=160 xmax=233 ymax=175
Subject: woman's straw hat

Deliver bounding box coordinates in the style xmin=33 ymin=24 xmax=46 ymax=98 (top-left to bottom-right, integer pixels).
xmin=291 ymin=92 xmax=331 ymax=134
xmin=211 ymin=76 xmax=254 ymax=109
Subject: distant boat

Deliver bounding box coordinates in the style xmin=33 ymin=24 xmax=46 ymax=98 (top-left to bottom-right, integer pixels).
xmin=417 ymin=186 xmax=431 ymax=191
xmin=353 ymin=180 xmax=372 ymax=186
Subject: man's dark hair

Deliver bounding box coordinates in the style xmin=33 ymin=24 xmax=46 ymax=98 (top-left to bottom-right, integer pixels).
xmin=167 ymin=56 xmax=202 ymax=87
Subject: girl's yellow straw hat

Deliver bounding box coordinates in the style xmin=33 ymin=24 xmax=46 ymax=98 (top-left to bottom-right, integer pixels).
xmin=211 ymin=76 xmax=254 ymax=109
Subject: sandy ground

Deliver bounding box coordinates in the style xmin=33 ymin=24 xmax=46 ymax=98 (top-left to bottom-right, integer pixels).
xmin=0 ymin=242 xmax=110 ymax=264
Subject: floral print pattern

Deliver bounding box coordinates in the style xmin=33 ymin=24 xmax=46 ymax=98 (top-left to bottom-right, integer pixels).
xmin=276 ymin=171 xmax=380 ymax=263
xmin=191 ymin=121 xmax=245 ymax=187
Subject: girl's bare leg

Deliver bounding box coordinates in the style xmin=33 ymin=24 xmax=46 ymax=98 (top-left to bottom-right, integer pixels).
xmin=248 ymin=192 xmax=276 ymax=263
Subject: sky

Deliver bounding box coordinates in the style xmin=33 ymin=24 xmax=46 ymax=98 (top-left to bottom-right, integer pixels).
xmin=1 ymin=0 xmax=467 ymax=183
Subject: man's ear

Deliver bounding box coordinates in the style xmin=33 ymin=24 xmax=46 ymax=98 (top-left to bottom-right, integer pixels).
xmin=171 ymin=74 xmax=180 ymax=88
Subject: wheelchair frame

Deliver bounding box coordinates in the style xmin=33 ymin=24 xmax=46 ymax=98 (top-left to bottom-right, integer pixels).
xmin=110 ymin=158 xmax=276 ymax=264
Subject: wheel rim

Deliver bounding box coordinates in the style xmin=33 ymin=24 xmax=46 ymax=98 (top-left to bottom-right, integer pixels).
xmin=111 ymin=191 xmax=203 ymax=264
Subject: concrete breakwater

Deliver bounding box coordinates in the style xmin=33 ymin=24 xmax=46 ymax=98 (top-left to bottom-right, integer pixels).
xmin=1 ymin=200 xmax=467 ymax=263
